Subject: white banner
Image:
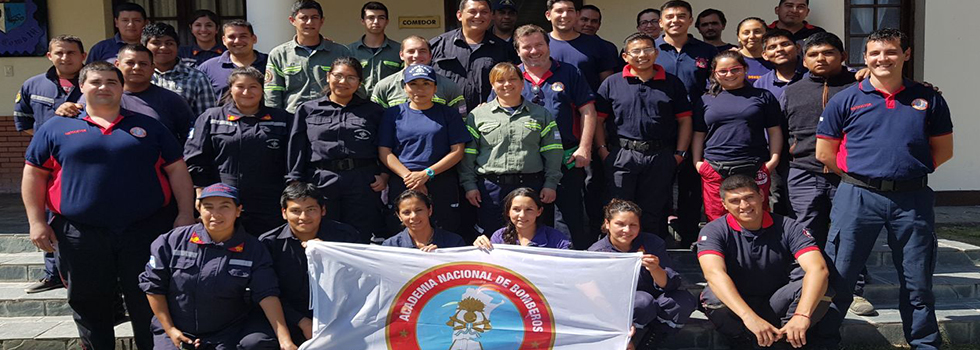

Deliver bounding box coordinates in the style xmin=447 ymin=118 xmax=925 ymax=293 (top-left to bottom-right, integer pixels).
xmin=300 ymin=242 xmax=642 ymax=350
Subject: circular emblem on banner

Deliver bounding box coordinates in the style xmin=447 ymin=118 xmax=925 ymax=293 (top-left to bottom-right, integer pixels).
xmin=912 ymin=98 xmax=929 ymax=111
xmin=387 ymin=262 xmax=556 ymax=350
xmin=130 ymin=127 xmax=147 ymax=138
xmin=550 ymin=82 xmax=564 ymax=92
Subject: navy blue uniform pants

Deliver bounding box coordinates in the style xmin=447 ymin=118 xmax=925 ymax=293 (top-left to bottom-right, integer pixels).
xmin=554 ymin=166 xmax=591 ymax=249
xmin=473 ymin=176 xmax=546 ymax=236
xmin=673 ymin=156 xmax=702 ymax=244
xmin=634 ymin=289 xmax=697 ymax=335
xmin=824 ymin=183 xmax=940 ymax=349
xmin=151 ymin=310 xmax=277 ymax=349
xmin=53 ymin=206 xmax=175 ymax=350
xmin=700 ymin=278 xmax=837 ymax=346
xmin=316 ymin=166 xmax=386 ymax=243
xmin=387 ymin=170 xmax=461 ymax=236
xmin=606 ymin=148 xmax=677 ymax=240
xmin=584 ymin=146 xmax=607 ymax=239
xmin=788 ymin=168 xmax=868 ymax=296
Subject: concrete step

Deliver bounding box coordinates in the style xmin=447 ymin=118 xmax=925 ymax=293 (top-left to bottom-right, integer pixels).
xmin=668 ymin=238 xmax=980 ymax=270
xmin=0 ymin=252 xmax=46 ymax=282
xmin=0 ymin=316 xmax=133 ymax=350
xmin=0 ymin=234 xmax=39 ymax=254
xmin=663 ymin=299 xmax=980 ymax=349
xmin=0 ymin=282 xmax=69 ymax=317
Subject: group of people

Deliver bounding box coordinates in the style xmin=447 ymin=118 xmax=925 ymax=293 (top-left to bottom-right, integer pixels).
xmin=13 ymin=0 xmax=953 ymax=349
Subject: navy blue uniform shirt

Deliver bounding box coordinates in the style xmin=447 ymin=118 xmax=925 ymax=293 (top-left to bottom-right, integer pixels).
xmin=488 ymin=60 xmax=595 ymax=148
xmin=588 ymin=232 xmax=683 ymax=295
xmin=753 ymin=68 xmax=806 ymax=101
xmin=655 ymin=35 xmax=719 ymax=101
xmin=25 ymin=109 xmax=183 ymax=228
xmin=259 ymin=221 xmax=359 ymax=326
xmin=548 ymin=33 xmax=619 ymax=92
xmin=13 ymin=67 xmax=81 ymax=131
xmin=86 ymin=33 xmax=127 ymax=64
xmin=429 ymin=29 xmax=519 ymax=111
xmin=597 ymin=64 xmax=692 ymax=142
xmin=179 ymin=43 xmax=227 ymax=67
xmin=184 ymin=103 xmax=291 ymax=210
xmin=743 ymin=56 xmax=774 ymax=83
xmin=139 ymin=223 xmax=279 ymax=335
xmin=817 ymin=78 xmax=953 ymax=180
xmin=378 ymin=103 xmax=471 ymax=171
xmin=286 ymin=95 xmax=385 ymax=182
xmin=197 ymin=50 xmax=269 ymax=98
xmin=768 ymin=21 xmax=826 ymax=45
xmin=697 ymin=212 xmax=820 ymax=297
xmin=489 ymin=225 xmax=572 ymax=249
xmin=78 ymin=85 xmax=194 ymax=143
xmin=780 ymin=70 xmax=856 ymax=173
xmin=382 ymin=228 xmax=467 ymax=248
xmin=694 ymin=87 xmax=783 ymax=162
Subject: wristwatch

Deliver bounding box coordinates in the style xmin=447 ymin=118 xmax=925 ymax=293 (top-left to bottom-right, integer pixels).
xmin=674 ymin=150 xmax=689 ymax=158
xmin=424 ymin=168 xmax=435 ymax=178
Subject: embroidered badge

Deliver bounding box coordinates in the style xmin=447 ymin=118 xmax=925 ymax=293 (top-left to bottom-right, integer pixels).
xmin=129 ymin=127 xmax=147 ymax=138
xmin=551 ymin=82 xmax=565 ymax=92
xmin=912 ymin=98 xmax=929 ymax=111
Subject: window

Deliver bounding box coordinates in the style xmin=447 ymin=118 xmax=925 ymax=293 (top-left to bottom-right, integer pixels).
xmin=844 ymin=0 xmax=915 ymax=76
xmin=112 ymin=0 xmax=247 ymax=45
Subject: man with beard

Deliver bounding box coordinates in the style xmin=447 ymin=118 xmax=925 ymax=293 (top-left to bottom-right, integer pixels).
xmin=696 ymin=9 xmax=735 ymax=51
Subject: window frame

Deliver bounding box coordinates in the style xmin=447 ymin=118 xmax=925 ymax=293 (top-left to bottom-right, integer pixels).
xmin=843 ymin=0 xmax=916 ymax=77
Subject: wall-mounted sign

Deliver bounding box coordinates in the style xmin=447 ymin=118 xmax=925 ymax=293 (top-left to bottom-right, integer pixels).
xmin=0 ymin=0 xmax=48 ymax=57
xmin=398 ymin=16 xmax=440 ymax=29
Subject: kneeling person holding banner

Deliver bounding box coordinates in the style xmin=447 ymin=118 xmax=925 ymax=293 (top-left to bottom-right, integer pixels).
xmin=383 ymin=190 xmax=466 ymax=251
xmin=697 ymin=175 xmax=837 ymax=349
xmin=588 ymin=199 xmax=697 ymax=350
xmin=139 ymin=184 xmax=297 ymax=350
xmin=472 ymin=187 xmax=571 ymax=250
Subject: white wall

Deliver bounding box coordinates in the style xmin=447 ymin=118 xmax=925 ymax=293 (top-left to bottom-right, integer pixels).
xmin=919 ymin=2 xmax=979 ymax=191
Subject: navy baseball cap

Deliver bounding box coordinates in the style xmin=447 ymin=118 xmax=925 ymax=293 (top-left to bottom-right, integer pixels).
xmin=404 ymin=64 xmax=437 ymax=83
xmin=198 ymin=183 xmax=240 ymax=204
xmin=495 ymin=0 xmax=517 ymax=11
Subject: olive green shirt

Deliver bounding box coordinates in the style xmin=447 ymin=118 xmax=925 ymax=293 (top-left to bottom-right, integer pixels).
xmin=459 ymin=99 xmax=564 ymax=192
xmin=264 ymin=36 xmax=352 ymax=113
xmin=370 ymin=67 xmax=466 ymax=117
xmin=348 ymin=36 xmax=402 ymax=98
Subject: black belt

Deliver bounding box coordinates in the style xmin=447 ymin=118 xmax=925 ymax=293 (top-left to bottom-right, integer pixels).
xmin=618 ymin=138 xmax=669 ymax=153
xmin=481 ymin=172 xmax=544 ymax=185
xmin=317 ymin=158 xmax=377 ymax=172
xmin=841 ymin=173 xmax=927 ymax=192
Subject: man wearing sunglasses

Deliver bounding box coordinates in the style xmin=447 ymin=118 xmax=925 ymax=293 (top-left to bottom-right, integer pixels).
xmin=488 ymin=24 xmax=598 ymax=250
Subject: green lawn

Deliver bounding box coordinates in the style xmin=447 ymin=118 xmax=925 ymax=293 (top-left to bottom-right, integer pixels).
xmin=937 ymin=225 xmax=980 ymax=247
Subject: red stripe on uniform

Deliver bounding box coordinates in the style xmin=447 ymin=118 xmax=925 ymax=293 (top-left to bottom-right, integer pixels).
xmin=838 ymin=133 xmax=849 ymax=173
xmin=675 ymin=111 xmax=692 ymax=119
xmin=697 ymin=250 xmax=725 ymax=258
xmin=42 ymin=157 xmax=64 ymax=215
xmin=794 ymin=246 xmax=821 ymax=259
xmin=155 ymin=155 xmax=172 ymax=207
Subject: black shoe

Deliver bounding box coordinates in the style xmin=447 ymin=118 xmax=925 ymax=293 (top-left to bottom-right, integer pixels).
xmin=24 ymin=277 xmax=63 ymax=294
xmin=634 ymin=329 xmax=665 ymax=350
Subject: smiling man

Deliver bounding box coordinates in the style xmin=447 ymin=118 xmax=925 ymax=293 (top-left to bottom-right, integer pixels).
xmin=87 ymin=3 xmax=146 ymax=64
xmin=697 ymin=174 xmax=837 ymax=349
xmin=142 ymin=22 xmax=218 ymax=117
xmin=266 ymin=0 xmax=353 ymax=113
xmin=545 ymin=0 xmax=616 ymax=92
xmin=198 ymin=20 xmax=268 ymax=98
xmin=816 ymin=29 xmax=954 ymax=350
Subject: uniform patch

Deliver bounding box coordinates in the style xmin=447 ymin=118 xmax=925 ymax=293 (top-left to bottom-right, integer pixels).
xmin=912 ymin=98 xmax=929 ymax=111
xmin=755 ymin=168 xmax=769 ymax=185
xmin=129 ymin=127 xmax=147 ymax=138
xmin=14 ymin=92 xmax=21 ymax=103
xmin=265 ymin=69 xmax=274 ymax=83
xmin=802 ymin=229 xmax=813 ymax=239
xmin=696 ymin=57 xmax=709 ymax=69
xmin=551 ymin=82 xmax=564 ymax=92
xmin=266 ymin=138 xmax=281 ymax=150
xmin=354 ymin=129 xmax=372 ymax=140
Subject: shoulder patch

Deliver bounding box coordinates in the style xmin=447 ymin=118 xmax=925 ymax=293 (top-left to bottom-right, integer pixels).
xmin=130 ymin=127 xmax=147 ymax=138
xmin=912 ymin=98 xmax=929 ymax=111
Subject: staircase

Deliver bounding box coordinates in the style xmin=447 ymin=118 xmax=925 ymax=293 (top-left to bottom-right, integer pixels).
xmin=662 ymin=236 xmax=980 ymax=349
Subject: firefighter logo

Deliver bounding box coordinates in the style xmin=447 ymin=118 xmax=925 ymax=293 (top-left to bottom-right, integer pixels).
xmin=129 ymin=127 xmax=147 ymax=138
xmin=912 ymin=98 xmax=929 ymax=111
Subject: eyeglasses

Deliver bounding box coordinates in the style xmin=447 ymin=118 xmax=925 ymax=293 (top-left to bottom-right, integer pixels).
xmin=627 ymin=47 xmax=657 ymax=57
xmin=329 ymin=73 xmax=359 ymax=82
xmin=530 ymin=85 xmax=544 ymax=105
xmin=714 ymin=66 xmax=745 ymax=76
xmin=637 ymin=20 xmax=658 ymax=27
